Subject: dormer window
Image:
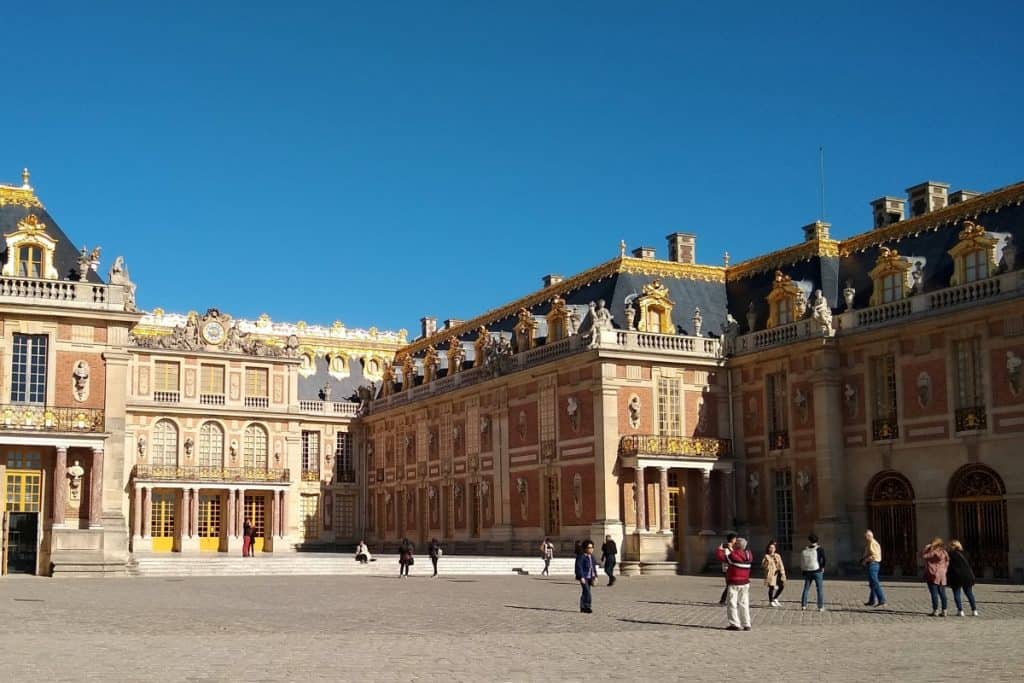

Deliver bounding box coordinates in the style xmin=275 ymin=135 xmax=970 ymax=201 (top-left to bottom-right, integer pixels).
xmin=636 ymin=280 xmax=675 ymax=334
xmin=949 ymin=220 xmax=998 ymax=286
xmin=766 ymin=271 xmax=802 ymax=328
xmin=868 ymin=247 xmax=911 ymax=307
xmin=3 ymin=214 xmax=59 ymax=280
xmin=18 ymin=245 xmax=42 ymax=277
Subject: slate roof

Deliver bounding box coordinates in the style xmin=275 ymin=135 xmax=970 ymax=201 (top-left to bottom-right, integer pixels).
xmin=298 ymin=355 xmax=372 ymax=402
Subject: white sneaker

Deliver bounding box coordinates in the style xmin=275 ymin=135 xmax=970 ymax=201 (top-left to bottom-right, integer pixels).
xmin=972 ymin=610 xmax=979 ymax=617
xmin=929 ymin=610 xmax=938 ymax=617
xmin=956 ymin=610 xmax=964 ymax=617
xmin=940 ymin=609 xmax=947 ymax=617
xmin=772 ymin=600 xmax=782 ymax=607
xmin=801 ymin=606 xmax=807 ymax=611
xmin=818 ymin=607 xmax=826 ymax=612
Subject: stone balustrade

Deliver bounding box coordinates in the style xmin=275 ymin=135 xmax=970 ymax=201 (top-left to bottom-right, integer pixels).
xmin=0 ymin=275 xmax=129 ymax=312
xmin=133 ymin=464 xmax=290 ymax=483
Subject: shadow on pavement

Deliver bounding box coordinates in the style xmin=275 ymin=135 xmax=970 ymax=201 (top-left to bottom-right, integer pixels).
xmin=618 ymin=618 xmax=722 ymax=631
xmin=504 ymin=604 xmax=578 ymax=614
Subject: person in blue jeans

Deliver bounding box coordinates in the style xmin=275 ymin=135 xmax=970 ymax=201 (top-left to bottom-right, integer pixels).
xmin=574 ymin=539 xmax=598 ymax=613
xmin=862 ymin=530 xmax=887 ymax=607
xmin=947 ymin=540 xmax=979 ymax=617
xmin=800 ymin=534 xmax=827 ymax=612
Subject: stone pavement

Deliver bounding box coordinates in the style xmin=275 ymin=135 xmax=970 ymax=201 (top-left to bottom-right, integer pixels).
xmin=2 ymin=573 xmax=1022 ymax=681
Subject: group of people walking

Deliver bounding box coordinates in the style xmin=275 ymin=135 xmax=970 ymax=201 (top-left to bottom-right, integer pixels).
xmin=716 ymin=529 xmax=981 ymax=630
xmin=395 ymin=537 xmax=443 ymax=577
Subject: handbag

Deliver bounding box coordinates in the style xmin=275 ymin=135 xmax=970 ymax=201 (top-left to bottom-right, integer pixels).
xmin=436 ymin=548 xmax=443 ymax=557
xmin=408 ymin=555 xmax=415 ymax=566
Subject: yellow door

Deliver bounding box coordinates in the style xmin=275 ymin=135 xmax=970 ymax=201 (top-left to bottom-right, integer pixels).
xmin=198 ymin=495 xmax=222 ymax=552
xmin=151 ymin=492 xmax=175 ymax=552
xmin=5 ymin=464 xmax=42 ymax=574
xmin=244 ymin=495 xmax=266 ymax=553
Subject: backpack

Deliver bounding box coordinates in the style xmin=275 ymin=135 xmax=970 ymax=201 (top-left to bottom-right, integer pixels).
xmin=800 ymin=546 xmax=820 ymax=572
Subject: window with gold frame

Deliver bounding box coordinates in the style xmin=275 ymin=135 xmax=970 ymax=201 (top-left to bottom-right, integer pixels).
xmin=154 ymin=361 xmax=180 ymax=392
xmin=200 ymin=364 xmax=225 ymax=395
xmin=949 ymin=221 xmax=997 ymax=286
xmin=244 ymin=367 xmax=268 ymax=397
xmin=868 ymin=247 xmax=911 ymax=306
xmin=766 ymin=271 xmax=801 ymax=328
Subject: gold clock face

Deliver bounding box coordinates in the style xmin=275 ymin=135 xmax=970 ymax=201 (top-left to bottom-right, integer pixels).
xmin=202 ymin=320 xmax=226 ymax=345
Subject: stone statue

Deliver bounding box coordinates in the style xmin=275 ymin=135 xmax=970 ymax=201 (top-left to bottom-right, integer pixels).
xmin=745 ymin=302 xmax=757 ymax=333
xmin=910 ymin=262 xmax=924 ymax=294
xmin=572 ymin=473 xmax=583 ymax=519
xmin=587 ymin=299 xmax=615 ymax=348
xmin=284 ymin=335 xmax=301 ymax=359
xmin=67 ymin=460 xmax=85 ymax=505
xmin=78 ymin=246 xmax=91 ymax=282
xmin=627 ymin=394 xmax=641 ymax=429
xmin=72 ymin=360 xmax=90 ymax=402
xmin=793 ymin=388 xmax=809 ymax=424
xmin=229 ymin=440 xmax=239 ymax=462
xmin=1001 ymin=234 xmax=1016 ymax=272
xmin=796 ymin=470 xmax=812 ymax=493
xmin=184 ymin=437 xmax=194 ymax=457
xmin=567 ymin=307 xmax=580 ymax=335
xmin=843 ymin=383 xmax=858 ymax=418
xmin=107 ymin=255 xmax=137 ymax=312
xmin=89 ymin=246 xmax=102 ymax=271
xmin=137 ymin=436 xmax=147 ymax=459
xmin=449 ymin=342 xmax=466 ymax=374
xmin=720 ymin=314 xmax=740 ymax=355
xmin=748 ymin=471 xmax=759 ymax=497
xmin=1007 ymin=351 xmax=1022 ymax=395
xmin=843 ymin=280 xmax=856 ymax=311
xmin=320 ymin=382 xmax=332 ymax=402
xmin=795 ymin=288 xmax=808 ymax=319
xmin=810 ymin=289 xmax=833 ymax=336
xmin=516 ymin=477 xmax=528 ymax=521
xmin=624 ymin=305 xmax=636 ymax=331
xmin=916 ymin=372 xmax=932 ymax=408
xmin=566 ymin=396 xmax=580 ymax=432
xmin=223 ymin=323 xmax=246 ymax=352
xmin=692 ymin=307 xmax=702 ymax=336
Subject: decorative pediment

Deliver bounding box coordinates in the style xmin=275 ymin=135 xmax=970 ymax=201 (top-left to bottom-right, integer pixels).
xmin=2 ymin=214 xmax=59 ymax=279
xmin=546 ymin=296 xmax=572 ymax=343
xmin=636 ymin=279 xmax=675 ymax=334
xmin=868 ymin=247 xmax=912 ymax=306
xmin=949 ymin=220 xmax=999 ymax=285
xmin=514 ymin=307 xmax=538 ymax=351
xmin=766 ymin=271 xmax=802 ymax=328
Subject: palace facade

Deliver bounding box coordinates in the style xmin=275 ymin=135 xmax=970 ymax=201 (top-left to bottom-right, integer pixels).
xmin=2 ymin=169 xmax=1022 ymax=580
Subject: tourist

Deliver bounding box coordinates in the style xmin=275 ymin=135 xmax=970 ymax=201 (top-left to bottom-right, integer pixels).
xmin=540 ymin=537 xmax=555 ymax=576
xmin=242 ymin=519 xmax=252 ymax=558
xmin=574 ymin=539 xmax=598 ymax=613
xmin=399 ymin=537 xmax=415 ymax=578
xmin=355 ymin=539 xmax=371 ymax=564
xmin=718 ymin=532 xmax=737 ymax=605
xmin=600 ymin=534 xmax=618 ymax=586
xmin=716 ymin=536 xmax=753 ymax=630
xmin=428 ymin=537 xmax=443 ymax=577
xmin=761 ymin=540 xmax=786 ymax=607
xmin=248 ymin=522 xmax=259 ymax=558
xmin=862 ymin=530 xmax=887 ymax=607
xmin=947 ymin=540 xmax=979 ymax=617
xmin=800 ymin=533 xmax=826 ymax=612
xmin=922 ymin=537 xmax=950 ymax=616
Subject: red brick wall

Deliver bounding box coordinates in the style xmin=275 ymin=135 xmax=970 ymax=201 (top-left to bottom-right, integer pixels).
xmin=509 ymin=469 xmax=541 ymax=527
xmin=743 ymin=390 xmax=764 ymax=436
xmin=901 ymin=358 xmax=948 ymax=419
xmin=54 ymin=351 xmax=106 ymax=409
xmin=557 ymin=389 xmax=594 ymax=438
xmin=509 ymin=402 xmax=539 ymax=447
xmin=841 ymin=374 xmax=865 ymax=426
xmin=560 ymin=463 xmax=595 ymax=525
xmin=617 ymin=387 xmax=652 ymax=434
xmin=991 ymin=345 xmax=1024 ymax=407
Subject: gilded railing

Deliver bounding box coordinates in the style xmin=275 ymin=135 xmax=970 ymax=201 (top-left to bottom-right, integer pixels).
xmin=301 ymin=469 xmax=321 ymax=482
xmin=0 ymin=404 xmax=105 ymax=433
xmin=133 ymin=465 xmax=290 ymax=483
xmin=618 ymin=434 xmax=730 ymax=459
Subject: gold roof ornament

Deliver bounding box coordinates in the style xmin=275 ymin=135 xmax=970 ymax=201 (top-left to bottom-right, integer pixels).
xmin=21 ymin=167 xmax=31 ymax=189
xmin=957 ymin=220 xmax=987 ymax=241
xmin=15 ymin=214 xmax=47 ymax=236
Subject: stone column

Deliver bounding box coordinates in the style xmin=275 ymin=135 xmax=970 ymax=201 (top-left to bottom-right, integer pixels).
xmin=811 ymin=344 xmax=853 ymax=564
xmin=226 ymin=489 xmax=236 ymax=538
xmin=700 ymin=469 xmax=713 ymax=534
xmin=54 ymin=446 xmax=68 ymax=526
xmin=723 ymin=469 xmax=736 ymax=533
xmin=280 ymin=491 xmax=288 ymax=537
xmin=593 ymin=383 xmax=624 ymax=545
xmin=132 ymin=485 xmax=142 ymax=538
xmin=635 ymin=467 xmax=646 ymax=531
xmin=658 ymin=467 xmax=670 ymax=533
xmin=190 ymin=487 xmax=199 ymax=539
xmin=272 ymin=490 xmax=280 ymax=537
xmin=142 ymin=486 xmax=152 ymax=537
xmin=181 ymin=488 xmax=191 ymax=538
xmin=89 ymin=448 xmax=104 ymax=527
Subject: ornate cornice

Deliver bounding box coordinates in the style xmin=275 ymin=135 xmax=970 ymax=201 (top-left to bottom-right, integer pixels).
xmin=726 ymin=238 xmax=839 ymax=281
xmin=399 ymin=256 xmax=726 ymax=357
xmin=0 ymin=185 xmax=43 ymax=209
xmin=839 ymin=181 xmax=1024 ymax=255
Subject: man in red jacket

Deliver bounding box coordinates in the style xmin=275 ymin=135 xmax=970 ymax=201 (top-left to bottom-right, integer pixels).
xmin=716 ymin=537 xmax=753 ymax=631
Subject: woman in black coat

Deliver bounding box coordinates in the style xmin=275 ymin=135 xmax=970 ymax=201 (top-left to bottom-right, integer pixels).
xmin=947 ymin=539 xmax=978 ymax=617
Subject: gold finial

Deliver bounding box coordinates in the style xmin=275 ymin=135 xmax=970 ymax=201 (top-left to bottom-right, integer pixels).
xmin=21 ymin=167 xmax=31 ymax=189
xmin=723 ymin=251 xmax=730 ymax=267
xmin=619 ymin=240 xmax=626 ymax=258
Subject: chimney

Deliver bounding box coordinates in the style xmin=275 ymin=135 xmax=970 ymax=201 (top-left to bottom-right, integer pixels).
xmin=666 ymin=232 xmax=696 ymax=264
xmin=542 ymin=274 xmax=563 ymax=288
xmin=631 ymin=246 xmax=657 ymax=260
xmin=801 ymin=221 xmax=831 ymax=242
xmin=949 ymin=189 xmax=981 ymax=205
xmin=870 ymin=197 xmax=906 ymax=229
xmin=905 ymin=181 xmax=950 ymax=217
xmin=420 ymin=316 xmax=437 ymax=339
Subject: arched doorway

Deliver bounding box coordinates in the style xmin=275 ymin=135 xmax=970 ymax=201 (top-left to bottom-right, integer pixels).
xmin=866 ymin=471 xmax=917 ymax=576
xmin=949 ymin=464 xmax=1009 ymax=579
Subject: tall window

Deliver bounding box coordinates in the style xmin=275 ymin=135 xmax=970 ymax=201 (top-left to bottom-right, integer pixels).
xmin=776 ymin=302 xmax=792 ymax=325
xmin=335 ymin=432 xmax=353 ymax=480
xmin=200 ymin=364 xmax=225 ymax=402
xmin=963 ymin=250 xmax=989 ymax=283
xmin=766 ymin=372 xmax=788 ymax=441
xmin=17 ymin=245 xmax=42 ymax=278
xmin=657 ymin=378 xmax=681 ymax=436
xmin=151 ymin=420 xmax=179 ymax=467
xmin=953 ymin=338 xmax=984 ymax=409
xmin=11 ymin=334 xmax=47 ymax=404
xmin=198 ymin=421 xmax=224 ymax=468
xmin=773 ymin=469 xmax=794 ymax=551
xmin=245 ymin=367 xmax=268 ymax=397
xmin=302 ymin=431 xmax=320 ymax=475
xmin=301 ymin=495 xmax=320 ymax=539
xmin=243 ymin=424 xmax=269 ymax=470
xmin=154 ymin=361 xmax=180 ymax=400
xmin=881 ymin=273 xmax=902 ymax=303
xmin=870 ymin=354 xmax=898 ymax=435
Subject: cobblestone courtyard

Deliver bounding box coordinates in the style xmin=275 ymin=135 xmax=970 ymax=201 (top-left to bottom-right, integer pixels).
xmin=2 ymin=573 xmax=1023 ymax=681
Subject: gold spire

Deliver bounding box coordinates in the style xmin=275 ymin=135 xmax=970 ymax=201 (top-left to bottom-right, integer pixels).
xmin=21 ymin=167 xmax=31 ymax=190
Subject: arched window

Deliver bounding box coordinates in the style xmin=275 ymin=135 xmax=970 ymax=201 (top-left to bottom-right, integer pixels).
xmin=198 ymin=422 xmax=224 ymax=468
xmin=151 ymin=420 xmax=179 ymax=467
xmin=243 ymin=424 xmax=269 ymax=470
xmin=865 ymin=471 xmax=917 ymax=576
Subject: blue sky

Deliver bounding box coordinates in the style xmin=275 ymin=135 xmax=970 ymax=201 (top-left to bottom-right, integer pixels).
xmin=2 ymin=1 xmax=1021 ymax=332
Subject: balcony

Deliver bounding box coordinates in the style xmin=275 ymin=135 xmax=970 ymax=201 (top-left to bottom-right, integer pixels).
xmin=301 ymin=469 xmax=321 ymax=482
xmin=153 ymin=391 xmax=180 ymax=403
xmin=955 ymin=405 xmax=987 ymax=432
xmin=872 ymin=417 xmax=899 ymax=441
xmin=244 ymin=396 xmax=269 ymax=409
xmin=0 ymin=404 xmax=105 ymax=433
xmin=199 ymin=393 xmax=225 ymax=406
xmin=133 ymin=465 xmax=290 ymax=483
xmin=299 ymin=400 xmax=359 ymax=416
xmin=618 ymin=434 xmax=731 ymax=459
xmin=0 ymin=275 xmax=130 ymax=313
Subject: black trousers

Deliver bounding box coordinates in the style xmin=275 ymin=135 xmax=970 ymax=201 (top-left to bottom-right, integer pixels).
xmin=431 ymin=556 xmax=438 ymax=575
xmin=768 ymin=581 xmax=785 ymax=601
